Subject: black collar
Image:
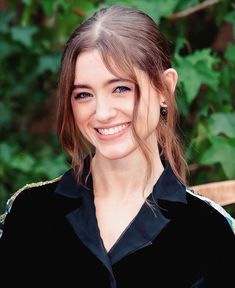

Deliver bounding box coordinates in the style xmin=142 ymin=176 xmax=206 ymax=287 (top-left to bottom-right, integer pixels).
xmin=54 ymin=157 xmax=188 ymax=282
xmin=55 ymin=158 xmax=187 ymax=205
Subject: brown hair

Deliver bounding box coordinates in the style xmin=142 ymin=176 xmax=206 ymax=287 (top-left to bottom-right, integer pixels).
xmin=57 ymin=6 xmax=186 ymax=184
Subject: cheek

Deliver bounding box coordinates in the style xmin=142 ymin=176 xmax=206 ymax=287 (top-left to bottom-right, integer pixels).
xmin=71 ymin=101 xmax=93 ymax=124
xmin=136 ymin=94 xmax=160 ymax=129
xmin=71 ymin=105 xmax=86 ymax=133
xmin=71 ymin=104 xmax=79 ymax=123
xmin=115 ymin=94 xmax=135 ymax=113
xmin=123 ymin=101 xmax=135 ymax=116
xmin=148 ymin=101 xmax=161 ymax=128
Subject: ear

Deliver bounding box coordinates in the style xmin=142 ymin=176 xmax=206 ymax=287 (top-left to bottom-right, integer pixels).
xmin=163 ymin=68 xmax=178 ymax=93
xmin=159 ymin=68 xmax=178 ymax=106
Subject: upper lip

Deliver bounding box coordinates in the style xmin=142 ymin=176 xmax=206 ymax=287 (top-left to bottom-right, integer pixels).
xmin=94 ymin=122 xmax=130 ymax=129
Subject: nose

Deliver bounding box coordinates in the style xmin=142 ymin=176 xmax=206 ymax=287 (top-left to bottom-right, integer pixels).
xmin=94 ymin=96 xmax=117 ymax=123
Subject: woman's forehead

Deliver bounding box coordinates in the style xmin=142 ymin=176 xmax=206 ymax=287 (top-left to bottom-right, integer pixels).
xmin=75 ymin=49 xmax=138 ymax=82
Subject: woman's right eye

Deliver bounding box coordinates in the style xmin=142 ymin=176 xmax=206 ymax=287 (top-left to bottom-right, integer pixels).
xmin=74 ymin=92 xmax=93 ymax=100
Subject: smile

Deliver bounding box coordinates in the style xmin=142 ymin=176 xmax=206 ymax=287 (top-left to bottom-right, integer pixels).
xmin=96 ymin=123 xmax=130 ymax=136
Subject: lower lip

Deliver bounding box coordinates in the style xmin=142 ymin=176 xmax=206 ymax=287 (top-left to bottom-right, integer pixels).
xmin=95 ymin=123 xmax=131 ymax=140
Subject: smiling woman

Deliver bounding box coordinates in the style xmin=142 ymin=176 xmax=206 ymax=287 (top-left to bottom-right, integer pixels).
xmin=1 ymin=5 xmax=235 ymax=288
xmin=70 ymin=49 xmax=174 ymax=166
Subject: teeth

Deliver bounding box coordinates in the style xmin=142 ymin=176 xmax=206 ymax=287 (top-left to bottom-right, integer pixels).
xmin=97 ymin=124 xmax=128 ymax=135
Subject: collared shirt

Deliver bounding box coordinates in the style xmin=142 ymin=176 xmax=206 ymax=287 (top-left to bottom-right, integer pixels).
xmin=1 ymin=157 xmax=235 ymax=287
xmin=54 ymin=158 xmax=235 ymax=287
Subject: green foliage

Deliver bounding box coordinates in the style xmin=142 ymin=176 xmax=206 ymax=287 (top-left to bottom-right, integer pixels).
xmin=174 ymin=49 xmax=220 ymax=104
xmin=0 ymin=0 xmax=235 ymax=215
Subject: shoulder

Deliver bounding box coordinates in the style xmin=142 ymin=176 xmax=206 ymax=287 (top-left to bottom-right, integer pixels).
xmin=184 ymin=185 xmax=235 ymax=234
xmin=0 ymin=176 xmax=62 ymax=233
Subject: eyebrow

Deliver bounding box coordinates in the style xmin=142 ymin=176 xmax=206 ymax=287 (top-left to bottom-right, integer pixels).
xmin=72 ymin=78 xmax=131 ymax=90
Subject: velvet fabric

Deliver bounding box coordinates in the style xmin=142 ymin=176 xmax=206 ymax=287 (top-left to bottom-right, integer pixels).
xmin=1 ymin=161 xmax=235 ymax=287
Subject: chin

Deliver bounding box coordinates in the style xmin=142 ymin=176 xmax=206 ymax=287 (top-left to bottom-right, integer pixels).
xmin=100 ymin=152 xmax=129 ymax=161
xmin=96 ymin=146 xmax=138 ymax=161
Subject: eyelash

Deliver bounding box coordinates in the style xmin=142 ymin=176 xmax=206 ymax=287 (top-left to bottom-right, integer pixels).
xmin=73 ymin=86 xmax=131 ymax=100
xmin=74 ymin=92 xmax=92 ymax=100
xmin=113 ymin=86 xmax=131 ymax=94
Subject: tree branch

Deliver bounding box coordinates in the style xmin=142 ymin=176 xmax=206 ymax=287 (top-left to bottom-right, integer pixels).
xmin=168 ymin=0 xmax=220 ymax=20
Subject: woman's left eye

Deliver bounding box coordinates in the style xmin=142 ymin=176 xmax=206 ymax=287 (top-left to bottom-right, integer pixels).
xmin=113 ymin=86 xmax=131 ymax=93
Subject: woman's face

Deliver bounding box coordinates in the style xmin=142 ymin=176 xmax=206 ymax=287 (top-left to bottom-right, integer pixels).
xmin=71 ymin=49 xmax=165 ymax=161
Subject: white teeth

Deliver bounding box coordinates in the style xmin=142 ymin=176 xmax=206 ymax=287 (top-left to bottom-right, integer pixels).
xmin=97 ymin=124 xmax=128 ymax=135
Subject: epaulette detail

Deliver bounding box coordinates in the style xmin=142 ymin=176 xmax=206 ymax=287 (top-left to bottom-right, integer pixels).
xmin=0 ymin=176 xmax=62 ymax=238
xmin=186 ymin=187 xmax=235 ymax=234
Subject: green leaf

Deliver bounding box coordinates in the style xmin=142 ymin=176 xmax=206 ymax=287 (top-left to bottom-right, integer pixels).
xmin=194 ymin=123 xmax=208 ymax=145
xmin=10 ymin=154 xmax=36 ymax=173
xmin=72 ymin=0 xmax=96 ymax=14
xmin=175 ymin=57 xmax=202 ymax=103
xmin=34 ymin=154 xmax=68 ymax=179
xmin=39 ymin=0 xmax=56 ymax=15
xmin=0 ymin=102 xmax=11 ymax=126
xmin=208 ymin=112 xmax=235 ymax=138
xmin=187 ymin=49 xmax=218 ymax=68
xmin=37 ymin=53 xmax=61 ymax=74
xmin=175 ymin=0 xmax=199 ymax=11
xmin=224 ymin=43 xmax=235 ymax=63
xmin=0 ymin=11 xmax=15 ymax=33
xmin=174 ymin=37 xmax=185 ymax=55
xmin=200 ymin=136 xmax=235 ymax=179
xmin=175 ymin=49 xmax=219 ymax=103
xmin=0 ymin=143 xmax=17 ymax=163
xmin=22 ymin=0 xmax=32 ymax=5
xmin=10 ymin=26 xmax=38 ymax=47
xmin=104 ymin=0 xmax=179 ymax=24
xmin=195 ymin=62 xmax=219 ymax=91
xmin=0 ymin=40 xmax=18 ymax=59
xmin=135 ymin=0 xmax=178 ymax=23
xmin=225 ymin=11 xmax=235 ymax=37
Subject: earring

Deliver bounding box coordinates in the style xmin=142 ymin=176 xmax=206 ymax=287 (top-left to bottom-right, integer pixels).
xmin=160 ymin=106 xmax=168 ymax=117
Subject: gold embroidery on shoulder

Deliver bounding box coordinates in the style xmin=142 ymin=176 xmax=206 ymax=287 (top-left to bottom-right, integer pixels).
xmin=8 ymin=176 xmax=62 ymax=206
xmin=0 ymin=176 xmax=62 ymax=232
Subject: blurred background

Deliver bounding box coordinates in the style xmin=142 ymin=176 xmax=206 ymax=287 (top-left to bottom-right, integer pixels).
xmin=0 ymin=0 xmax=235 ymax=215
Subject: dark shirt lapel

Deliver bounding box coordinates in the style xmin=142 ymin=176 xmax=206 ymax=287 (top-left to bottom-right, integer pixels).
xmin=108 ymin=160 xmax=188 ymax=264
xmin=54 ymin=158 xmax=188 ymax=268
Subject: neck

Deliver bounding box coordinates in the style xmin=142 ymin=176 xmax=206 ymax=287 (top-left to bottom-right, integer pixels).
xmin=91 ymin=147 xmax=164 ymax=201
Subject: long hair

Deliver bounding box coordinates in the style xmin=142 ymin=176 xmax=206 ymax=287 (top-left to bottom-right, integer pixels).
xmin=57 ymin=6 xmax=186 ymax=184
